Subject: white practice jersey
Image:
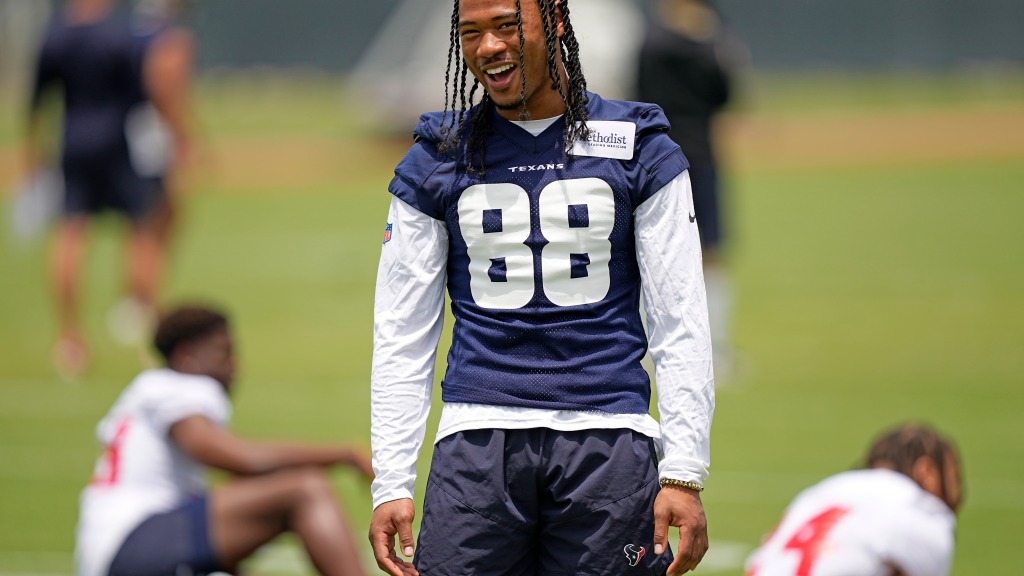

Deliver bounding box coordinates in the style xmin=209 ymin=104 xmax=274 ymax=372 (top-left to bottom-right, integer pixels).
xmin=74 ymin=369 xmax=231 ymax=576
xmin=745 ymin=469 xmax=956 ymax=576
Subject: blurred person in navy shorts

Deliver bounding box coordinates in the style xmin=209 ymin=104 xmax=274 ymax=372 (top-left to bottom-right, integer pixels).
xmin=23 ymin=0 xmax=187 ymax=377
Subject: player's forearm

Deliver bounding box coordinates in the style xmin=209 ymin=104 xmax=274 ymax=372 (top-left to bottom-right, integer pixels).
xmin=369 ymin=303 xmax=441 ymax=507
xmin=369 ymin=342 xmax=436 ymax=507
xmin=653 ymin=371 xmax=713 ymax=482
xmin=180 ymin=428 xmax=347 ymax=475
xmin=370 ymin=381 xmax=431 ymax=508
xmin=144 ymin=28 xmax=195 ymax=146
xmin=646 ymin=283 xmax=713 ymax=482
xmin=230 ymin=442 xmax=355 ymax=475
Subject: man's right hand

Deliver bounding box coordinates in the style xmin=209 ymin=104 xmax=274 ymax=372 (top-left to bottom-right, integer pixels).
xmin=369 ymin=498 xmax=419 ymax=576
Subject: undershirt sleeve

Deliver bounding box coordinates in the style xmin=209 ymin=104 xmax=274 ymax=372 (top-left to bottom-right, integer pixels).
xmin=370 ymin=196 xmax=449 ymax=509
xmin=634 ymin=169 xmax=714 ymax=483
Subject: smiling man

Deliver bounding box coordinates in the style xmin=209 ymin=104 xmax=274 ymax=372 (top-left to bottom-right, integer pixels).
xmin=368 ymin=1 xmax=715 ymax=575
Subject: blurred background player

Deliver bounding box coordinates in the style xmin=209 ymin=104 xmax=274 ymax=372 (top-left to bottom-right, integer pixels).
xmin=75 ymin=305 xmax=373 ymax=576
xmin=744 ymin=423 xmax=963 ymax=576
xmin=23 ymin=0 xmax=169 ymax=377
xmin=106 ymin=0 xmax=200 ymax=346
xmin=636 ymin=0 xmax=747 ymax=377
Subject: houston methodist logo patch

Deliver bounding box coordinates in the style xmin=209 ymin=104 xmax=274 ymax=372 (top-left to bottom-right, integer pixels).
xmin=571 ymin=121 xmax=636 ymax=160
xmin=623 ymin=544 xmax=646 ymax=567
xmin=383 ymin=223 xmax=393 ymax=245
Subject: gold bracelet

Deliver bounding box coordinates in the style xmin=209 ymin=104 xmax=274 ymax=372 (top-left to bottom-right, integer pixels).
xmin=659 ymin=478 xmax=704 ymax=492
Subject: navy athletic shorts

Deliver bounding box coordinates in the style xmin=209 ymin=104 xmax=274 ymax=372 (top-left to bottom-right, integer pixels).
xmin=62 ymin=151 xmax=163 ymax=221
xmin=107 ymin=495 xmax=225 ymax=576
xmin=415 ymin=428 xmax=673 ymax=576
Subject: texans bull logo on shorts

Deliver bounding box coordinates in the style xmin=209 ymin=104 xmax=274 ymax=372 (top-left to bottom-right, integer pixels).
xmin=623 ymin=544 xmax=646 ymax=567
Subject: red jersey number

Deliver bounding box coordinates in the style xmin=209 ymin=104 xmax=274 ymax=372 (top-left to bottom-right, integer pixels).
xmin=783 ymin=506 xmax=850 ymax=576
xmin=91 ymin=418 xmax=131 ymax=486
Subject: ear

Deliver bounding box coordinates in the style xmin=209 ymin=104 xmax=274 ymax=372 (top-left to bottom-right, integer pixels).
xmin=910 ymin=456 xmax=941 ymax=499
xmin=554 ymin=2 xmax=565 ymax=37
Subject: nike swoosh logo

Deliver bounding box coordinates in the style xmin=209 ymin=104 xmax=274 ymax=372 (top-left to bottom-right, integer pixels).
xmin=689 ymin=212 xmax=697 ymax=223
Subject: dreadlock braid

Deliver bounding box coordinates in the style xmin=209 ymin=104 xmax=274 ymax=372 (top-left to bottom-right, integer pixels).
xmin=536 ymin=0 xmax=591 ymax=153
xmin=440 ymin=0 xmax=591 ymax=175
xmin=538 ymin=0 xmax=566 ymax=98
xmin=557 ymin=0 xmax=591 ymax=148
xmin=515 ymin=0 xmax=529 ymax=121
xmin=464 ymin=92 xmax=493 ymax=175
xmin=439 ymin=0 xmax=461 ymax=147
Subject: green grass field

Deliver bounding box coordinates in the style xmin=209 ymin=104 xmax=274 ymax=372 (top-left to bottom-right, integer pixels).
xmin=0 ymin=72 xmax=1022 ymax=574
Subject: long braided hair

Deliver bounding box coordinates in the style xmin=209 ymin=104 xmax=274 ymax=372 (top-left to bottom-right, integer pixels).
xmin=438 ymin=0 xmax=590 ymax=176
xmin=864 ymin=423 xmax=961 ymax=510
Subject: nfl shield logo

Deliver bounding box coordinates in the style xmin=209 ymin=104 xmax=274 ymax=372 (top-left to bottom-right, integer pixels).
xmin=383 ymin=223 xmax=393 ymax=245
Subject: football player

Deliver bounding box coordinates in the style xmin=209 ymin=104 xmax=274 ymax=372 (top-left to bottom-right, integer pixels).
xmin=106 ymin=0 xmax=200 ymax=347
xmin=744 ymin=423 xmax=962 ymax=576
xmin=637 ymin=0 xmax=749 ymax=380
xmin=368 ymin=1 xmax=714 ymax=575
xmin=25 ymin=0 xmax=167 ymax=376
xmin=75 ymin=305 xmax=373 ymax=576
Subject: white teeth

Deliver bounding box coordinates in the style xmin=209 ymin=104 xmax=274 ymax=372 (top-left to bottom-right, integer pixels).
xmin=486 ymin=64 xmax=514 ymax=75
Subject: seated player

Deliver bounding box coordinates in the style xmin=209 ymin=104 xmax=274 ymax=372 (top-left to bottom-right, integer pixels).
xmin=744 ymin=423 xmax=962 ymax=576
xmin=74 ymin=305 xmax=372 ymax=576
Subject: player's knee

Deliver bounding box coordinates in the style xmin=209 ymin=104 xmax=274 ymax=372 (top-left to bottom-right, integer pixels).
xmin=286 ymin=466 xmax=334 ymax=502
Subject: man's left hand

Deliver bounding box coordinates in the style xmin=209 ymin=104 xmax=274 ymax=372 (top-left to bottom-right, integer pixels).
xmin=653 ymin=485 xmax=709 ymax=575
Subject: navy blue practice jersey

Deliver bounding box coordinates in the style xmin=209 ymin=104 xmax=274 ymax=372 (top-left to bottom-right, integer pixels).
xmin=31 ymin=11 xmax=142 ymax=163
xmin=389 ymin=93 xmax=688 ymax=414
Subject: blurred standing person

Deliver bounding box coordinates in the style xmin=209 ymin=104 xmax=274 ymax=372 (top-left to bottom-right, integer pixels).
xmin=369 ymin=1 xmax=714 ymax=575
xmin=75 ymin=305 xmax=373 ymax=576
xmin=637 ymin=0 xmax=746 ymax=377
xmin=106 ymin=0 xmax=200 ymax=346
xmin=744 ymin=423 xmax=963 ymax=576
xmin=24 ymin=0 xmax=168 ymax=377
